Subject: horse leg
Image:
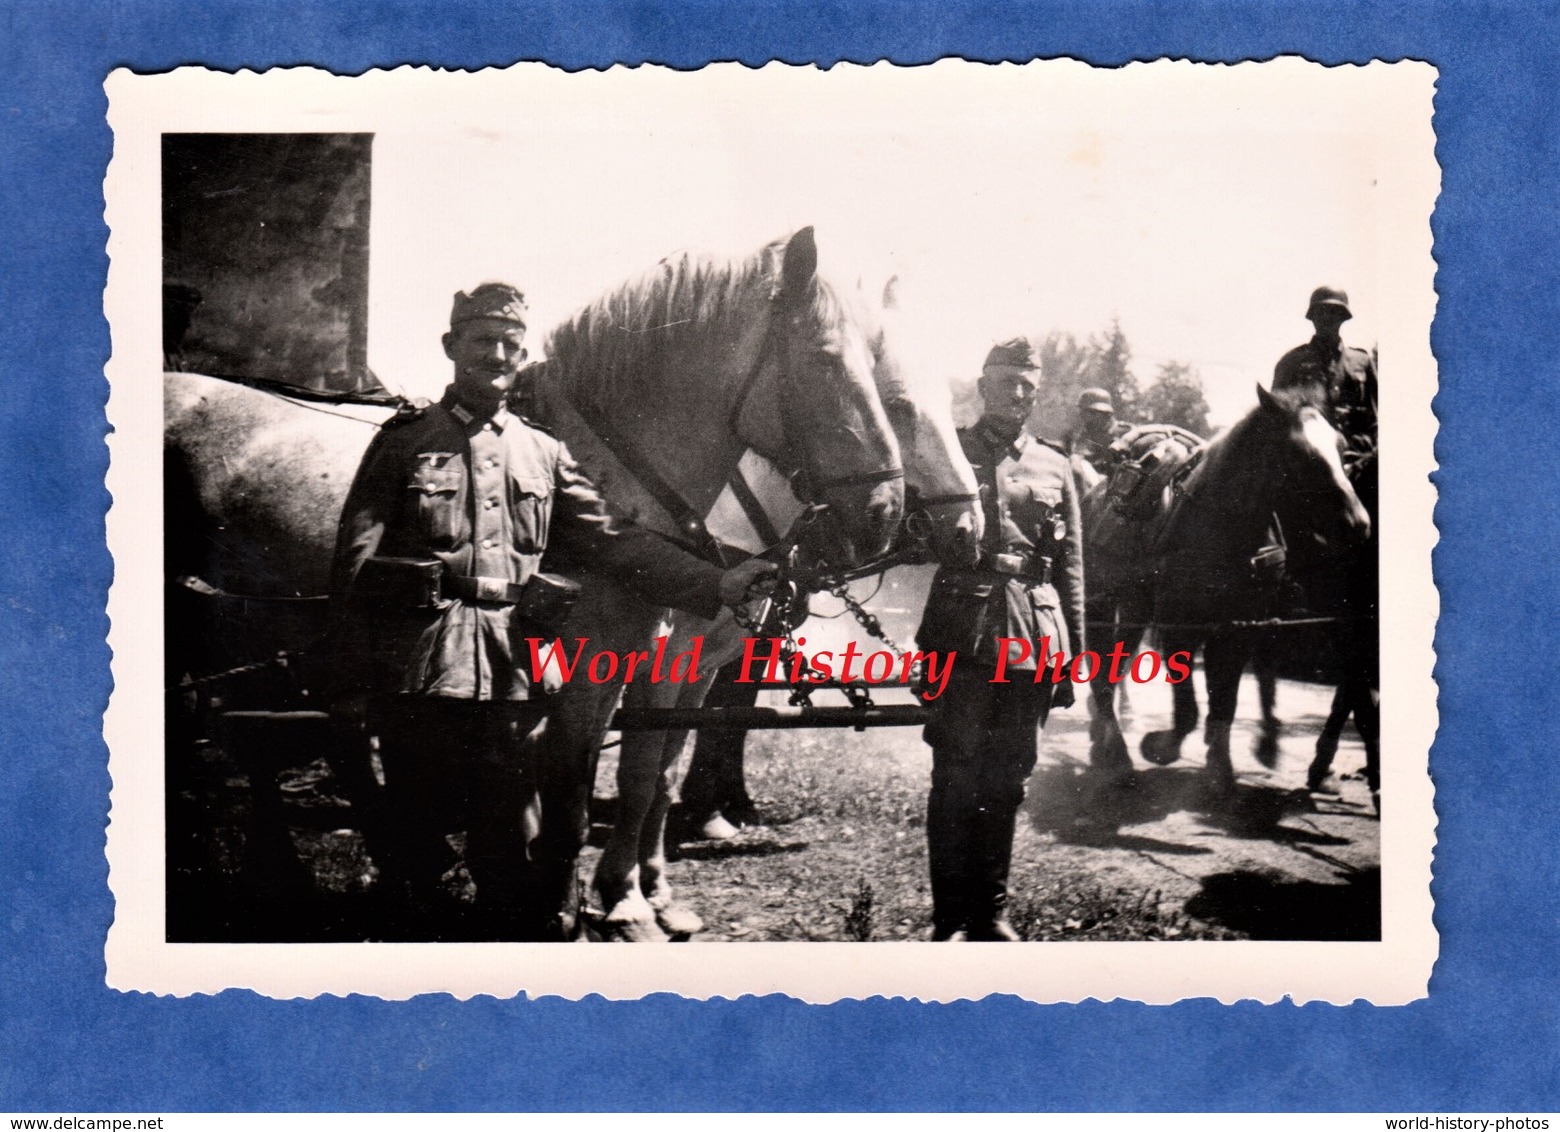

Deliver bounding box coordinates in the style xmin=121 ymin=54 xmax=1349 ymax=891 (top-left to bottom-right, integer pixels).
xmin=679 ymin=653 xmax=760 ymax=840
xmin=1252 ymin=637 xmax=1282 ymax=768
xmin=1307 ymin=682 xmax=1352 ymax=794
xmin=1200 ymin=632 xmax=1248 ymax=798
xmin=593 ymin=683 xmax=672 ymax=942
xmin=1354 ymin=679 xmax=1381 ymax=808
xmin=1142 ymin=632 xmax=1199 ymax=767
xmin=636 ymin=712 xmax=705 ymax=937
xmin=637 ymin=614 xmax=750 ymax=934
xmin=1087 ymin=606 xmax=1139 ymax=786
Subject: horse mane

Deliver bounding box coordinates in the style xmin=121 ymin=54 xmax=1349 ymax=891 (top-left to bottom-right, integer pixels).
xmin=540 ymin=236 xmax=850 ymax=411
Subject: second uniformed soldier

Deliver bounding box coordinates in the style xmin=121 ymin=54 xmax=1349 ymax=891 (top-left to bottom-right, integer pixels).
xmin=1273 ymin=285 xmax=1378 ymax=469
xmin=1067 ymin=386 xmax=1122 ymax=478
xmin=915 ymin=338 xmax=1086 ymax=941
xmin=1274 ymin=286 xmax=1381 ymax=804
xmin=329 ymin=282 xmax=775 ymax=940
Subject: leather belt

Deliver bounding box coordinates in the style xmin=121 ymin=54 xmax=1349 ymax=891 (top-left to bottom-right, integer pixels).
xmin=443 ymin=574 xmax=526 ymax=604
xmin=978 ymin=549 xmax=1053 ymax=585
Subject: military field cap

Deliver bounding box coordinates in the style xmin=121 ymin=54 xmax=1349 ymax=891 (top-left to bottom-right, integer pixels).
xmin=1078 ymin=387 xmax=1114 ymax=413
xmin=983 ymin=337 xmax=1040 ymax=372
xmin=451 ymin=282 xmax=528 ymax=328
xmin=1306 ymin=285 xmax=1352 ymax=321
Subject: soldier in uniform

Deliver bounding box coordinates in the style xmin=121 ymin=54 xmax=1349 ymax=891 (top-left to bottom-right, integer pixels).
xmin=1067 ymin=386 xmax=1122 ymax=479
xmin=915 ymin=338 xmax=1086 ymax=941
xmin=1272 ymin=285 xmax=1378 ymax=469
xmin=329 ymin=283 xmax=774 ymax=939
xmin=1273 ymin=286 xmax=1380 ymax=802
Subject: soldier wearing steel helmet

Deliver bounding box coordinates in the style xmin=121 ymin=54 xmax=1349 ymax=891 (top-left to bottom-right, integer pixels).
xmin=915 ymin=337 xmax=1086 ymax=941
xmin=1273 ymin=286 xmax=1378 ymax=469
xmin=1067 ymin=386 xmax=1126 ymax=480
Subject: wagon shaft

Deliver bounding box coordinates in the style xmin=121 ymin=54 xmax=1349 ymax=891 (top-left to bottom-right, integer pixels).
xmin=611 ymin=703 xmax=930 ymax=731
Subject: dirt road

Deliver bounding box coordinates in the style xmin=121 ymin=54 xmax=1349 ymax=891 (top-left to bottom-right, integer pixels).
xmin=589 ymin=670 xmax=1380 ymax=943
xmin=171 ymin=660 xmax=1379 ymax=943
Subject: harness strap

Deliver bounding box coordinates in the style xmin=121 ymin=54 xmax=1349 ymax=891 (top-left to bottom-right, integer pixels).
xmin=571 ymin=397 xmax=732 ymax=566
xmin=810 ymin=466 xmax=905 ymax=492
xmin=725 ymin=464 xmax=784 ymax=548
xmin=913 ymin=491 xmax=978 ymax=507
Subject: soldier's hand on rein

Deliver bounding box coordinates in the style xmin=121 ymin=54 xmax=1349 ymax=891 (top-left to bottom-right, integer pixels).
xmin=720 ymin=558 xmax=780 ymax=613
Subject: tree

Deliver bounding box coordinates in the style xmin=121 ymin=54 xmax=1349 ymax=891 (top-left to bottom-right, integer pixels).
xmin=1029 ymin=320 xmax=1142 ymax=441
xmin=1087 ymin=318 xmax=1141 ymax=425
xmin=1138 ymin=360 xmax=1212 ymax=437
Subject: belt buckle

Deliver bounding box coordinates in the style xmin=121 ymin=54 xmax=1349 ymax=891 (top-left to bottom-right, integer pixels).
xmin=991 ymin=552 xmax=1024 ymax=575
xmin=476 ymin=576 xmax=509 ymax=602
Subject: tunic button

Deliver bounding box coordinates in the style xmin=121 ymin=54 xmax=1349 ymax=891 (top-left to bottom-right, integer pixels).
xmin=482 ymin=538 xmax=495 ymax=549
xmin=482 ymin=422 xmax=493 ymax=432
xmin=484 ymin=498 xmax=497 ymax=509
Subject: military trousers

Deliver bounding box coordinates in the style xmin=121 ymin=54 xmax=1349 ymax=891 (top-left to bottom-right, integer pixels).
xmin=370 ymin=695 xmax=554 ymax=938
xmin=922 ymin=667 xmax=1049 ymax=936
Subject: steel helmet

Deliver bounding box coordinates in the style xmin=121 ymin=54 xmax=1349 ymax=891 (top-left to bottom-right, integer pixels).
xmin=1306 ymin=286 xmax=1352 ymax=321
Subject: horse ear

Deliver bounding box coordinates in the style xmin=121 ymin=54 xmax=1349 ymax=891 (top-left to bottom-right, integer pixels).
xmin=1256 ymin=383 xmax=1282 ymax=415
xmin=882 ymin=275 xmax=901 ymax=311
xmin=778 ymin=226 xmax=818 ymax=306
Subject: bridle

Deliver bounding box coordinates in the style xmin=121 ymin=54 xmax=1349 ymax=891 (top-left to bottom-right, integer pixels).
xmin=575 ymin=295 xmax=903 ymax=568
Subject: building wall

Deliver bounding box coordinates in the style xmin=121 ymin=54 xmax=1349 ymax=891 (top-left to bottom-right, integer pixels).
xmin=163 ymin=133 xmax=378 ymax=396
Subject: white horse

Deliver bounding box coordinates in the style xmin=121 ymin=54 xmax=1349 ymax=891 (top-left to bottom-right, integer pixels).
xmin=166 ymin=228 xmax=909 ymax=942
xmin=581 ymin=278 xmax=985 ymax=941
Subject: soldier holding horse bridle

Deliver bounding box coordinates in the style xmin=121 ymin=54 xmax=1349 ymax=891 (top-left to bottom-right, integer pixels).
xmin=326 ymin=282 xmax=778 ymax=937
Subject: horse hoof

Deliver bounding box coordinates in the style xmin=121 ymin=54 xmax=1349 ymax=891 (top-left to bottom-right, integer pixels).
xmin=1140 ymin=731 xmax=1183 ymax=766
xmin=722 ymin=799 xmax=767 ymax=828
xmin=1307 ymin=773 xmax=1341 ymax=796
xmin=594 ymin=889 xmax=669 ymax=943
xmin=700 ymin=813 xmax=740 ymax=841
xmin=600 ymin=917 xmax=670 ymax=943
xmin=651 ymin=898 xmax=704 ymax=937
xmin=1252 ymin=727 xmax=1281 ymax=769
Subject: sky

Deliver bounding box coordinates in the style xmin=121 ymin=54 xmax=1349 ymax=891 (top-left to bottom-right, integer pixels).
xmin=347 ymin=60 xmax=1436 ymax=427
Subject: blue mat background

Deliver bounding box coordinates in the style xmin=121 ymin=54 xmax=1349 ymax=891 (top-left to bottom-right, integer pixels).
xmin=2 ymin=0 xmax=1556 ymax=1112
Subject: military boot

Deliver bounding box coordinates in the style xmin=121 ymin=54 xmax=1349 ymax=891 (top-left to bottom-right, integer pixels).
xmin=964 ymin=801 xmax=1021 ymax=942
xmin=925 ymin=787 xmax=972 ymax=940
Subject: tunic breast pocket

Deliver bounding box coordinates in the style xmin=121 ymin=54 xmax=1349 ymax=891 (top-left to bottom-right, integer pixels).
xmin=407 ymin=456 xmax=463 ymax=547
xmin=509 ymin=474 xmax=553 ymax=553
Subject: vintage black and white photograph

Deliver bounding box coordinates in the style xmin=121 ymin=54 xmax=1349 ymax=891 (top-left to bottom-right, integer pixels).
xmin=104 ymin=61 xmax=1438 ymax=1002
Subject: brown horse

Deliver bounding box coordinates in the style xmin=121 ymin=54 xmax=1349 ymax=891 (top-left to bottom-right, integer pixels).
xmin=1083 ymin=386 xmax=1370 ymax=797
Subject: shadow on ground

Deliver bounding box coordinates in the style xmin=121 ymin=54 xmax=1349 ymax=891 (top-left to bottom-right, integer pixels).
xmin=1183 ymin=867 xmax=1381 ymax=940
xmin=1026 ymin=764 xmax=1358 ymax=850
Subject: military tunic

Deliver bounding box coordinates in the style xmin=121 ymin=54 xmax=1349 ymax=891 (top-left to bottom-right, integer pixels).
xmin=332 ymin=391 xmax=724 ymax=701
xmin=915 ymin=416 xmax=1087 ymax=937
xmin=918 ymin=417 xmax=1086 ymax=669
xmin=1272 ymin=336 xmax=1378 ymax=458
xmin=329 ymin=387 xmax=726 ymax=935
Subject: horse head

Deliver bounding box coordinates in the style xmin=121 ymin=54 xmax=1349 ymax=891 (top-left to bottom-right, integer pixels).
xmin=1254 ymin=383 xmax=1372 ymax=550
xmin=1161 ymin=385 xmax=1370 ymax=565
xmin=744 ymin=228 xmax=905 ymax=566
xmin=861 ymin=275 xmax=983 ymax=566
xmin=535 ymin=229 xmax=903 ymax=570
